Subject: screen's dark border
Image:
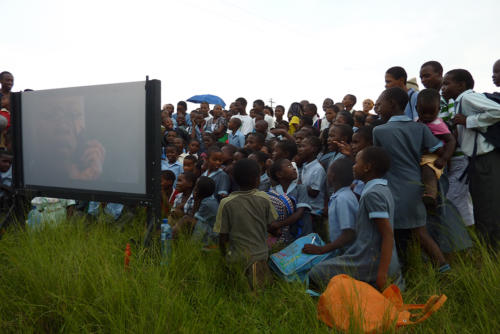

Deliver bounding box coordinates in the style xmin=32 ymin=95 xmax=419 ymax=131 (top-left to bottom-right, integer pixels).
xmin=11 ymin=80 xmax=161 ymax=207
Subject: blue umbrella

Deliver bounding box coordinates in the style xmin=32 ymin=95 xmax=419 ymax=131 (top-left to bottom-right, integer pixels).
xmin=187 ymin=94 xmax=226 ymax=108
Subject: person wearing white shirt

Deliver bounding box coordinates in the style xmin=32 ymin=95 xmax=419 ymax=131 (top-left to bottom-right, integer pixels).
xmin=444 ymin=68 xmax=500 ymax=248
xmin=231 ymin=98 xmax=253 ymax=135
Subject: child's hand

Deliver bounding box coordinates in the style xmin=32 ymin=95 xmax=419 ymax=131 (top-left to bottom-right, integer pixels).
xmin=452 ymin=114 xmax=466 ymax=126
xmin=268 ymin=221 xmax=281 ymax=232
xmin=434 ymin=157 xmax=446 ymax=169
xmin=302 ymin=244 xmax=325 ymax=254
xmin=334 ymin=141 xmax=352 ymax=156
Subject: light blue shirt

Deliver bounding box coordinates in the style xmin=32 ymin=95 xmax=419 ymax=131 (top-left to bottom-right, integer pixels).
xmin=162 ymin=160 xmax=183 ymax=187
xmin=172 ymin=112 xmax=192 ymax=126
xmin=405 ymin=88 xmax=419 ymax=121
xmin=300 ymin=159 xmax=326 ymax=215
xmin=228 ymin=130 xmax=245 ymax=148
xmin=202 ymin=168 xmax=231 ymax=197
xmin=328 ymin=186 xmax=359 ymax=244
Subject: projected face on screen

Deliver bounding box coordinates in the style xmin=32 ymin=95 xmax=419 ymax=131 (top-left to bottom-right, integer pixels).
xmin=22 ymin=81 xmax=146 ymax=194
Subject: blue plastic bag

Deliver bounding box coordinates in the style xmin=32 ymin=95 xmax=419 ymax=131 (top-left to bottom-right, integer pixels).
xmin=269 ymin=233 xmax=334 ymax=282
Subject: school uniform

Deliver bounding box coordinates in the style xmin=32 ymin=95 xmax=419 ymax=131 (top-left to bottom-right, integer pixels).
xmin=202 ymin=168 xmax=231 ymax=198
xmin=327 ymin=151 xmax=347 ymax=170
xmin=259 ymin=173 xmax=271 ymax=192
xmin=161 ymin=159 xmax=183 ymax=187
xmin=309 ymin=179 xmax=402 ymax=289
xmin=272 ymin=181 xmax=313 ymax=237
xmin=455 ymin=90 xmax=500 ymax=245
xmin=300 ymin=159 xmax=327 ymax=239
xmin=228 ymin=130 xmax=245 ymax=148
xmin=405 ymin=88 xmax=419 ymax=121
xmin=172 ymin=113 xmax=192 ymax=126
xmin=192 ymin=195 xmax=219 ymax=244
xmin=351 ymin=179 xmax=365 ymax=197
xmin=328 ymin=186 xmax=359 ymax=245
xmin=373 ymin=115 xmax=442 ymax=230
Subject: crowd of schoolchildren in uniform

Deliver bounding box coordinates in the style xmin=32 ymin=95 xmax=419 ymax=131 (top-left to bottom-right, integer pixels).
xmin=1 ymin=59 xmax=500 ymax=291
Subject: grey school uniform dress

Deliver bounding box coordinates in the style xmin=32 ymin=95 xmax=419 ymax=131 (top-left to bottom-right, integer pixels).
xmin=373 ymin=115 xmax=442 ymax=230
xmin=202 ymin=168 xmax=231 ymax=198
xmin=272 ymin=181 xmax=313 ymax=237
xmin=309 ymin=179 xmax=402 ymax=288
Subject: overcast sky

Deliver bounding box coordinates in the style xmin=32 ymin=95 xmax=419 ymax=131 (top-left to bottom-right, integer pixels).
xmin=3 ymin=0 xmax=500 ymax=114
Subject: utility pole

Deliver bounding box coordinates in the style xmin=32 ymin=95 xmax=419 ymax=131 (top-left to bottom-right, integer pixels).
xmin=268 ymin=98 xmax=275 ymax=108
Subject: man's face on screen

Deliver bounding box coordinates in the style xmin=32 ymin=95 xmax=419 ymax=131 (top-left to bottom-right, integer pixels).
xmin=38 ymin=97 xmax=85 ymax=158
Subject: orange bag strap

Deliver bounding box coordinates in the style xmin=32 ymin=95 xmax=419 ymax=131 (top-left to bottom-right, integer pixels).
xmin=397 ymin=294 xmax=447 ymax=326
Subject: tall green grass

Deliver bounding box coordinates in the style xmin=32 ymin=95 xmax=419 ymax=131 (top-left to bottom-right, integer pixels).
xmin=0 ymin=219 xmax=498 ymax=333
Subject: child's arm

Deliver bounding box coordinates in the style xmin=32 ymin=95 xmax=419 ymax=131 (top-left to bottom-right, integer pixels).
xmin=270 ymin=128 xmax=295 ymax=141
xmin=306 ymin=186 xmax=320 ymax=198
xmin=302 ymin=229 xmax=355 ymax=254
xmin=374 ymin=217 xmax=393 ymax=291
xmin=433 ymin=133 xmax=456 ymax=169
xmin=268 ymin=207 xmax=305 ymax=232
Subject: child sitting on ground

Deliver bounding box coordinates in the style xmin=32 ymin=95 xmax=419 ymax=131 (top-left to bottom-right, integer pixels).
xmin=249 ymin=151 xmax=271 ymax=192
xmin=416 ymin=89 xmax=456 ymax=208
xmin=308 ymin=147 xmax=403 ymax=291
xmin=201 ymin=147 xmax=230 ymax=201
xmin=214 ymin=158 xmax=278 ymax=289
xmin=169 ymin=171 xmax=196 ymax=225
xmin=161 ymin=170 xmax=176 ymax=218
xmin=268 ymin=159 xmax=312 ymax=243
xmin=297 ymin=136 xmax=327 ymax=238
xmin=303 ymin=158 xmax=358 ymax=253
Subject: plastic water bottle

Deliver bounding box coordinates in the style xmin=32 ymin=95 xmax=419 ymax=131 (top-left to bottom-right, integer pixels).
xmin=161 ymin=218 xmax=172 ymax=264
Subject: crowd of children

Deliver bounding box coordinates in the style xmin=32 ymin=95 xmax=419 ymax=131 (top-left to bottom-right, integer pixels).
xmin=1 ymin=59 xmax=499 ymax=292
xmin=157 ymin=60 xmax=500 ymax=291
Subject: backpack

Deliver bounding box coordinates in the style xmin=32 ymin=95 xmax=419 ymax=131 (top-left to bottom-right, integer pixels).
xmin=317 ymin=274 xmax=447 ymax=333
xmin=268 ymin=233 xmax=334 ymax=282
xmin=480 ymin=92 xmax=500 ymax=148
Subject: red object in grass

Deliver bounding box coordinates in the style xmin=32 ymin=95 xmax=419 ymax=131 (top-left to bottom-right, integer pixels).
xmin=124 ymin=243 xmax=131 ymax=270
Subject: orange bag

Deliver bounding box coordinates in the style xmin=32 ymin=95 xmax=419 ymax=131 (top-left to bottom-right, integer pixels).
xmin=317 ymin=274 xmax=447 ymax=333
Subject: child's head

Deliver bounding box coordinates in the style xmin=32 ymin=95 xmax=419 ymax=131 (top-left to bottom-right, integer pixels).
xmin=299 ymin=115 xmax=313 ymax=129
xmin=176 ymin=171 xmax=196 ymax=193
xmin=206 ymin=147 xmax=224 ymax=171
xmin=193 ymin=176 xmax=216 ymax=201
xmin=375 ymin=87 xmax=409 ymax=121
xmin=228 ymin=117 xmax=242 ymax=131
xmin=325 ymin=105 xmax=337 ymax=123
xmin=341 ymin=94 xmax=357 ymax=111
xmin=0 ymin=150 xmax=12 ymax=173
xmin=177 ymin=113 xmax=186 ymax=126
xmin=192 ymin=111 xmax=204 ymax=126
xmin=263 ymin=106 xmax=274 ymax=117
xmin=165 ymin=144 xmax=179 ymax=163
xmin=248 ymin=151 xmax=269 ymax=175
xmin=493 ymin=59 xmax=500 ymax=87
xmin=334 ymin=111 xmax=354 ymax=127
xmin=233 ymin=147 xmax=251 ymax=161
xmin=254 ymin=110 xmax=265 ymax=122
xmin=275 ymin=105 xmax=285 ymax=119
xmin=188 ymin=139 xmax=201 ymax=154
xmin=353 ymin=146 xmax=391 ymax=182
xmin=253 ymin=99 xmax=265 ymax=113
xmin=183 ymin=154 xmax=198 ymax=173
xmin=385 ymin=66 xmax=407 ymax=89
xmin=352 ymin=110 xmax=366 ymax=128
xmin=298 ymin=136 xmax=321 ymax=161
xmin=200 ymin=101 xmax=210 ymax=117
xmin=245 ymin=132 xmax=265 ymax=151
xmin=166 ymin=130 xmax=178 ymax=145
xmin=328 ymin=157 xmax=354 ymax=189
xmin=202 ymin=133 xmax=216 ymax=149
xmin=270 ymin=159 xmax=297 ymax=183
xmin=254 ymin=120 xmax=268 ymax=134
xmin=272 ymin=140 xmax=297 ymax=161
xmin=276 ymin=120 xmax=289 ymax=132
xmin=442 ymin=69 xmax=474 ymax=101
xmin=173 ymin=137 xmax=185 ymax=154
xmin=293 ymin=129 xmax=307 ymax=146
xmin=416 ymin=88 xmax=441 ymax=123
xmin=362 ymin=99 xmax=374 ymax=113
xmin=328 ymin=124 xmax=353 ymax=152
xmin=177 ymin=101 xmax=187 ymax=114
xmin=365 ymin=114 xmax=378 ymax=126
xmin=303 ymin=103 xmax=317 ymax=118
xmin=233 ymin=158 xmax=260 ymax=190
xmin=213 ymin=104 xmax=223 ymax=118
xmin=322 ymin=98 xmax=334 ymax=112
xmin=161 ymin=170 xmax=176 ymax=192
xmin=221 ymin=144 xmax=237 ymax=165
xmin=351 ymin=126 xmax=373 ymax=156
xmin=419 ymin=61 xmax=443 ymax=90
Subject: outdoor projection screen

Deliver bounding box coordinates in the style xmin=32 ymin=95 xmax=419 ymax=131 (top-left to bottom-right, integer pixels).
xmin=13 ymin=80 xmax=161 ymax=203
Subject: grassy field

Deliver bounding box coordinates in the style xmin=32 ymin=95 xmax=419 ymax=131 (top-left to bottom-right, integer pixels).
xmin=0 ymin=217 xmax=499 ymax=333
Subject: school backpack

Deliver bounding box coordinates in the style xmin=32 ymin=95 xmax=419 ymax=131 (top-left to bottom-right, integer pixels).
xmin=266 ymin=190 xmax=299 ymax=244
xmin=480 ymin=92 xmax=500 ymax=148
xmin=317 ymin=274 xmax=447 ymax=333
xmin=268 ymin=233 xmax=333 ymax=282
